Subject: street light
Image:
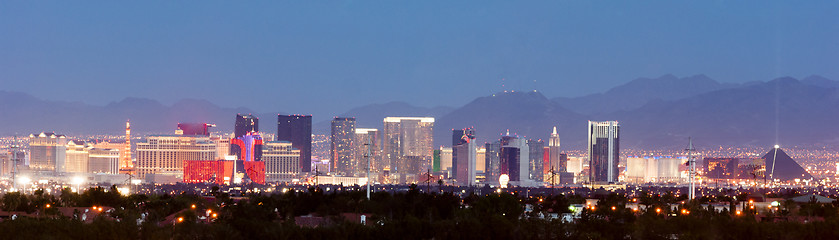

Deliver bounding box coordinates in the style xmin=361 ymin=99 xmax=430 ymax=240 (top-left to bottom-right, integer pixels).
xmin=72 ymin=177 xmax=84 ymax=193
xmin=18 ymin=176 xmax=31 ymax=194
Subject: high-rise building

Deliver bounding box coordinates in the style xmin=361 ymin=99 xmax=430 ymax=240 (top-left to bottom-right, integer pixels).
xmin=234 ymin=114 xmax=259 ymax=139
xmin=433 ymin=149 xmax=442 ymax=172
xmin=211 ymin=135 xmax=231 ymax=159
xmin=29 ymin=132 xmax=68 ymax=172
xmin=277 ymin=115 xmax=312 ymax=172
xmin=231 ymin=133 xmax=263 ymax=162
xmin=452 ymin=128 xmax=477 ymax=186
xmin=331 ymin=117 xmax=356 ymax=176
xmin=549 ymin=126 xmax=564 ymax=172
xmin=89 ymin=148 xmax=120 ymax=174
xmin=588 ymin=121 xmax=620 ymax=184
xmin=438 ymin=147 xmax=453 ymax=174
xmin=355 ymin=128 xmax=380 ymax=177
xmin=65 ymin=140 xmax=89 ymax=173
xmin=177 ymin=123 xmax=215 ymax=136
xmin=527 ymin=139 xmax=544 ymax=182
xmin=484 ymin=141 xmax=501 ymax=183
xmin=476 ymin=147 xmax=486 ymax=174
xmin=231 ymin=114 xmax=258 ymax=162
xmin=136 ymin=135 xmax=217 ymax=179
xmin=382 ymin=117 xmax=434 ymax=183
xmin=499 ymin=134 xmax=529 ymax=183
xmin=263 ymin=141 xmax=300 ymax=182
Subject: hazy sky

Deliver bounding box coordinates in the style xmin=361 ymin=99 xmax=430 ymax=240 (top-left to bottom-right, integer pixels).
xmin=2 ymin=1 xmax=837 ymax=118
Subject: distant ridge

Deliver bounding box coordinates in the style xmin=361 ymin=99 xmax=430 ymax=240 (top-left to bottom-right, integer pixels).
xmin=552 ymin=74 xmax=738 ymax=115
xmin=3 ymin=75 xmax=839 ymax=149
xmin=0 ymin=91 xmax=263 ymax=135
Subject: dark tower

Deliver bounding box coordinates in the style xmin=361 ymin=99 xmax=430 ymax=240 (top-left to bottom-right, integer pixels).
xmin=234 ymin=114 xmax=258 ymax=138
xmin=178 ymin=123 xmax=214 ymax=136
xmin=277 ymin=115 xmax=312 ymax=172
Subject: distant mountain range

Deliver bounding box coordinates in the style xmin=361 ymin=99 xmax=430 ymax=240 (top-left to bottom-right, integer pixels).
xmin=0 ymin=92 xmax=266 ymax=136
xmin=2 ymin=75 xmax=837 ymax=149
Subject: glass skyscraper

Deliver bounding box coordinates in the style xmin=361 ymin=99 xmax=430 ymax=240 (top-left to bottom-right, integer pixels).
xmin=588 ymin=121 xmax=620 ymax=184
xmin=277 ymin=115 xmax=312 ymax=172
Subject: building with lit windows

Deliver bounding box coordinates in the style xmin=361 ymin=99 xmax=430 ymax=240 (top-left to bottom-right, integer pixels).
xmin=65 ymin=140 xmax=89 ymax=173
xmin=29 ymin=132 xmax=68 ymax=172
xmin=704 ymin=157 xmax=738 ymax=179
xmin=549 ymin=126 xmax=563 ymax=172
xmin=277 ymin=115 xmax=312 ymax=173
xmin=136 ymin=135 xmax=217 ymax=179
xmin=263 ymin=141 xmax=300 ymax=182
xmin=499 ymin=134 xmax=529 ymax=183
xmin=331 ymin=117 xmax=356 ymax=176
xmin=234 ymin=114 xmax=258 ymax=139
xmin=626 ymin=156 xmax=685 ymax=183
xmin=355 ymin=128 xmax=380 ymax=177
xmin=484 ymin=141 xmax=501 ymax=183
xmin=89 ymin=148 xmax=120 ymax=174
xmin=382 ymin=117 xmax=434 ymax=184
xmin=588 ymin=121 xmax=620 ymax=184
xmin=438 ymin=147 xmax=453 ymax=175
xmin=452 ymin=128 xmax=476 ymax=186
xmin=183 ymin=160 xmax=235 ymax=184
xmin=527 ymin=139 xmax=544 ymax=182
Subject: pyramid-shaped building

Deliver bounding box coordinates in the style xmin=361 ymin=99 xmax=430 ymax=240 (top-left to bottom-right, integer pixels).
xmin=762 ymin=147 xmax=813 ymax=181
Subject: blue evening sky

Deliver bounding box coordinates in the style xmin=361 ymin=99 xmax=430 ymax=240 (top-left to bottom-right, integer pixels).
xmin=1 ymin=1 xmax=837 ymax=118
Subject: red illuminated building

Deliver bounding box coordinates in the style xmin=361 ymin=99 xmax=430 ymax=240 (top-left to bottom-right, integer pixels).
xmin=183 ymin=160 xmax=235 ymax=185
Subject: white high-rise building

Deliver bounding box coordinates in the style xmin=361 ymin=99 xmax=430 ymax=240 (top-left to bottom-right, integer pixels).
xmin=549 ymin=126 xmax=563 ymax=172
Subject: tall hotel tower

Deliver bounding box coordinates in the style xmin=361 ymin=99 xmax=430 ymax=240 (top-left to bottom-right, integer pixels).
xmin=588 ymin=121 xmax=620 ymax=184
xmin=549 ymin=126 xmax=563 ymax=172
xmin=277 ymin=115 xmax=312 ymax=172
xmin=29 ymin=132 xmax=68 ymax=172
xmin=330 ymin=117 xmax=356 ymax=176
xmin=234 ymin=114 xmax=259 ymax=138
xmin=452 ymin=128 xmax=476 ymax=186
xmin=382 ymin=117 xmax=434 ymax=183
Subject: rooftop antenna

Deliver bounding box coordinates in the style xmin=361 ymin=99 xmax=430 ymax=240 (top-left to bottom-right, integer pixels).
xmin=685 ymin=137 xmax=696 ymax=201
